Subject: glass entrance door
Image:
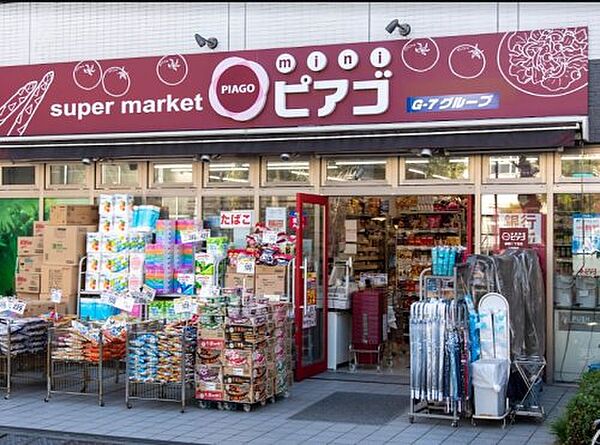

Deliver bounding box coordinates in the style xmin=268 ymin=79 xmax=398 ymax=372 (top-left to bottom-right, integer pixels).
xmin=294 ymin=193 xmax=328 ymax=380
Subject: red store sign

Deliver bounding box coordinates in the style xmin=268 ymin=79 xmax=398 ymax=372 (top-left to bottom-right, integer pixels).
xmin=0 ymin=27 xmax=588 ymax=139
xmin=499 ymin=227 xmax=529 ymax=250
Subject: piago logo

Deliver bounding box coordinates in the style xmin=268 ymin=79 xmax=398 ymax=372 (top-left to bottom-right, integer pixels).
xmin=209 ymin=57 xmax=269 ymax=122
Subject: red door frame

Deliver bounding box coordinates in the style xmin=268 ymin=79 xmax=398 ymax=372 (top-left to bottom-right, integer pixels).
xmin=294 ymin=193 xmax=329 ymax=381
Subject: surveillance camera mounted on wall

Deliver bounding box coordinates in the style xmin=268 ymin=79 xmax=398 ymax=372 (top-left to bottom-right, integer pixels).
xmin=385 ymin=19 xmax=411 ymax=37
xmin=194 ymin=34 xmax=218 ymax=49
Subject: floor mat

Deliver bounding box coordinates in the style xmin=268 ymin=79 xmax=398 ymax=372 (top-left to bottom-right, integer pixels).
xmin=310 ymin=371 xmax=409 ymax=386
xmin=289 ymin=391 xmax=409 ymax=425
xmin=0 ymin=429 xmax=198 ymax=445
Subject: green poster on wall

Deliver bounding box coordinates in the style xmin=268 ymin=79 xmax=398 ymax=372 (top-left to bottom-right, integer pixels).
xmin=0 ymin=198 xmax=39 ymax=295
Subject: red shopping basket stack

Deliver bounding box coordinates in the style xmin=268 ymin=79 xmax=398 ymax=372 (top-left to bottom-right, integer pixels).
xmin=351 ymin=288 xmax=386 ymax=365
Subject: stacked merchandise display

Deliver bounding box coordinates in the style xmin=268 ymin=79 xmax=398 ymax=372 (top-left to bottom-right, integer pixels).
xmin=195 ymin=289 xmax=293 ymax=412
xmin=0 ymin=317 xmax=48 ymax=398
xmin=46 ymin=317 xmax=127 ymax=406
xmin=126 ymin=319 xmax=197 ymax=412
xmin=82 ymin=195 xmax=152 ymax=319
xmin=14 ymin=206 xmax=97 ymax=317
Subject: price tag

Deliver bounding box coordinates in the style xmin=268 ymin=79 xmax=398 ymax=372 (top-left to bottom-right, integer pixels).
xmin=50 ymin=288 xmax=62 ymax=303
xmin=181 ymin=230 xmax=201 ymax=244
xmin=100 ymin=292 xmax=118 ymax=307
xmin=114 ymin=294 xmax=135 ymax=312
xmin=173 ymin=297 xmax=198 ymax=315
xmin=9 ymin=300 xmax=27 ymax=315
xmin=200 ymin=229 xmax=211 ymax=241
xmin=263 ymin=230 xmax=279 ymax=244
xmin=236 ymin=256 xmax=255 ymax=275
xmin=141 ymin=284 xmax=157 ymax=302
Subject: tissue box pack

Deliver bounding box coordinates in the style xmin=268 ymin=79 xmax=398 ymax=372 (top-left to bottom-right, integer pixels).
xmin=174 ymin=272 xmax=195 ymax=295
xmin=99 ymin=272 xmax=128 ymax=293
xmin=102 ymin=253 xmax=129 ymax=274
xmin=86 ymin=233 xmax=102 ymax=254
xmin=99 ymin=215 xmax=115 ymax=234
xmin=87 ymin=253 xmax=102 ymax=273
xmin=113 ymin=194 xmax=134 ymax=216
xmin=176 ymin=219 xmax=200 ymax=244
xmin=155 ymin=220 xmax=176 ymax=245
xmin=102 ymin=234 xmax=129 ymax=254
xmin=145 ymin=243 xmax=174 ymax=268
xmin=144 ymin=267 xmax=173 ymax=294
xmin=129 ymin=253 xmax=145 ymax=274
xmin=113 ymin=215 xmax=131 ymax=234
xmin=99 ymin=194 xmax=114 ymax=217
xmin=85 ymin=273 xmax=100 ymax=292
xmin=128 ymin=233 xmax=149 ymax=253
xmin=174 ymin=244 xmax=195 ymax=271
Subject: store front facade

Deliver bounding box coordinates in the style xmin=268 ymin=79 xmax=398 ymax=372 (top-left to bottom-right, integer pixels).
xmin=0 ymin=3 xmax=599 ymax=383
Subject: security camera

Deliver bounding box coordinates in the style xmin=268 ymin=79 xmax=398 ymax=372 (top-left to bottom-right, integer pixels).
xmin=200 ymin=154 xmax=212 ymax=163
xmin=419 ymin=148 xmax=433 ymax=158
xmin=81 ymin=157 xmax=92 ymax=165
xmin=386 ymin=19 xmax=411 ymax=37
xmin=194 ymin=34 xmax=218 ymax=49
xmin=280 ymin=153 xmax=291 ymax=161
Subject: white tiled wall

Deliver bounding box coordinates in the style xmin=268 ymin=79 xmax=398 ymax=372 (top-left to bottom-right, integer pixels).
xmin=0 ymin=2 xmax=599 ymax=66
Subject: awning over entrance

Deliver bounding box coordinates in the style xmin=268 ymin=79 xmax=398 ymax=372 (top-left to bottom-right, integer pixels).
xmin=0 ymin=124 xmax=579 ymax=161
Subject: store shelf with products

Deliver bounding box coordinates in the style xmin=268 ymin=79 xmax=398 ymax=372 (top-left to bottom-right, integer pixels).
xmin=391 ymin=196 xmax=470 ymax=351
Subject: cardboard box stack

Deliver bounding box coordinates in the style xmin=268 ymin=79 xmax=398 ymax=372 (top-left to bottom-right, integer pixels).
xmin=195 ymin=291 xmax=293 ymax=407
xmin=16 ymin=235 xmax=44 ymax=300
xmin=40 ymin=205 xmax=98 ymax=314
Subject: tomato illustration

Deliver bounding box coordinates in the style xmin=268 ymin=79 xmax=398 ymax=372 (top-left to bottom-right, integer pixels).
xmin=73 ymin=60 xmax=102 ymax=91
xmin=156 ymin=55 xmax=189 ymax=86
xmin=448 ymin=44 xmax=486 ymax=79
xmin=401 ymin=38 xmax=440 ymax=73
xmin=101 ymin=66 xmax=131 ymax=97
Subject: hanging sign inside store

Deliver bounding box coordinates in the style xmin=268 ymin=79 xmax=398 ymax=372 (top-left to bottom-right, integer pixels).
xmin=499 ymin=228 xmax=529 ymax=250
xmin=0 ymin=27 xmax=587 ymax=140
xmin=220 ymin=210 xmax=253 ymax=228
xmin=497 ymin=213 xmax=543 ymax=245
xmin=265 ymin=207 xmax=287 ymax=232
xmin=572 ymin=213 xmax=600 ymax=277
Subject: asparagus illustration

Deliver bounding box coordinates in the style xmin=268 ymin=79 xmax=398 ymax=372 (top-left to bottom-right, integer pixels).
xmin=0 ymin=80 xmax=38 ymax=127
xmin=7 ymin=71 xmax=55 ymax=136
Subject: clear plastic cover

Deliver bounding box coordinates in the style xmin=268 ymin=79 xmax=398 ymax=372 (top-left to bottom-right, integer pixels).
xmin=460 ymin=248 xmax=545 ymax=359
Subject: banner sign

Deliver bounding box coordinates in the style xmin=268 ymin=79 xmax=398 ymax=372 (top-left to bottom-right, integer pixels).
xmin=498 ymin=213 xmax=543 ymax=245
xmin=0 ymin=27 xmax=588 ymax=139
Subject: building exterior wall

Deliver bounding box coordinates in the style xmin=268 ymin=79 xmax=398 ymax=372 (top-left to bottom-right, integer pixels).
xmin=1 ymin=2 xmax=600 ymax=64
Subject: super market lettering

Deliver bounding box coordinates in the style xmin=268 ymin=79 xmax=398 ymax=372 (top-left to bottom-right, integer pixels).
xmin=50 ymin=93 xmax=204 ymax=121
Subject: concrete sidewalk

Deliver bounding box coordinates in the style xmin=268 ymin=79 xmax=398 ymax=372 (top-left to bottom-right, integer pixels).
xmin=0 ymin=375 xmax=573 ymax=445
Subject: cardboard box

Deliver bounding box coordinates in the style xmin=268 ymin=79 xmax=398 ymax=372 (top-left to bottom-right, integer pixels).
xmin=33 ymin=221 xmax=47 ymax=238
xmin=39 ymin=292 xmax=77 ymax=314
xmin=23 ymin=301 xmax=67 ymax=317
xmin=43 ymin=225 xmax=97 ymax=265
xmin=15 ymin=272 xmax=41 ymax=293
xmin=225 ymin=265 xmax=255 ymax=290
xmin=18 ymin=255 xmax=42 ymax=273
xmin=18 ymin=292 xmax=40 ymax=302
xmin=254 ymin=265 xmax=286 ymax=296
xmin=18 ymin=237 xmax=44 ymax=255
xmin=41 ymin=264 xmax=79 ymax=296
xmin=50 ymin=205 xmax=99 ymax=225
